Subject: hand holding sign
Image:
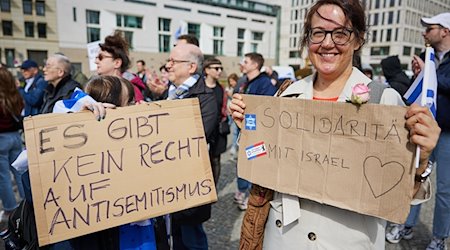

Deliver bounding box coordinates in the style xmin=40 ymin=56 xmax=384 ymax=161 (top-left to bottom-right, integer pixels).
xmin=238 ymin=95 xmax=416 ymax=223
xmin=229 ymin=93 xmax=246 ymax=129
xmin=24 ymin=99 xmax=217 ymax=246
xmin=405 ymin=104 xmax=440 ymax=168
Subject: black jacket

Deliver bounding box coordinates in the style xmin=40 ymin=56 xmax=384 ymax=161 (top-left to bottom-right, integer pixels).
xmin=381 ymin=55 xmax=411 ymax=97
xmin=40 ymin=75 xmax=81 ymax=114
xmin=172 ymin=76 xmax=218 ymax=225
xmin=184 ymin=77 xmax=218 ymax=144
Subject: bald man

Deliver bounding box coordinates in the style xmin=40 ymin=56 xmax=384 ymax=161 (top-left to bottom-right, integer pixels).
xmin=165 ymin=43 xmax=217 ymax=249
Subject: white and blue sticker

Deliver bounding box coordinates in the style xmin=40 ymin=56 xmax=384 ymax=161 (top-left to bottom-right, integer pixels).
xmin=245 ymin=142 xmax=267 ymax=160
xmin=245 ymin=114 xmax=256 ymax=130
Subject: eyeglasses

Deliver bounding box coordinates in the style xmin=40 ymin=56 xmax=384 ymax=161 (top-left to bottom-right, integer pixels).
xmin=166 ymin=58 xmax=191 ymax=65
xmin=208 ymin=66 xmax=223 ymax=71
xmin=425 ymin=25 xmax=442 ymax=33
xmin=308 ymin=28 xmax=354 ymax=45
xmin=96 ymin=54 xmax=114 ymax=61
xmin=44 ymin=64 xmax=61 ymax=70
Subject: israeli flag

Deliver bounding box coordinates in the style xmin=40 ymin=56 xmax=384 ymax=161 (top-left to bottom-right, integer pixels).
xmin=403 ymin=47 xmax=438 ymax=168
xmin=403 ymin=47 xmax=437 ymax=118
xmin=52 ymin=87 xmax=97 ymax=113
xmin=172 ymin=20 xmax=188 ymax=42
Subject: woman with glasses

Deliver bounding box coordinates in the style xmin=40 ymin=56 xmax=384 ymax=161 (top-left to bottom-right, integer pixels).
xmin=95 ymin=31 xmax=146 ymax=103
xmin=230 ymin=0 xmax=440 ymax=249
xmin=203 ymin=57 xmax=228 ymax=186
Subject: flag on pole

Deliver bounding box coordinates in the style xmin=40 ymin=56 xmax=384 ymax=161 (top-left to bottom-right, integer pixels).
xmin=403 ymin=46 xmax=438 ymax=168
xmin=172 ymin=20 xmax=188 ymax=42
xmin=403 ymin=46 xmax=437 ymax=118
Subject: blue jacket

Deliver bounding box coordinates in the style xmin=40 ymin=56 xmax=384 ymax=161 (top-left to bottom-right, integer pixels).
xmin=18 ymin=73 xmax=48 ymax=116
xmin=422 ymin=51 xmax=450 ymax=131
xmin=243 ymin=72 xmax=277 ymax=96
xmin=436 ymin=53 xmax=450 ymax=131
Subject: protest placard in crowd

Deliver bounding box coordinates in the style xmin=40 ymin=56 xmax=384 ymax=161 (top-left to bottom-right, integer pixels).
xmin=24 ymin=99 xmax=217 ymax=246
xmin=239 ymin=95 xmax=415 ymax=224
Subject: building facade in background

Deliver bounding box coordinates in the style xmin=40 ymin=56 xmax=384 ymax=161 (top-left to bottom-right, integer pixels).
xmin=0 ymin=0 xmax=279 ymax=77
xmin=280 ymin=0 xmax=450 ymax=76
xmin=3 ymin=0 xmax=449 ymax=79
xmin=0 ymin=0 xmax=58 ymax=68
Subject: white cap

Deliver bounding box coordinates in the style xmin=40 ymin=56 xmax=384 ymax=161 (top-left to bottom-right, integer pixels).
xmin=421 ymin=13 xmax=450 ymax=29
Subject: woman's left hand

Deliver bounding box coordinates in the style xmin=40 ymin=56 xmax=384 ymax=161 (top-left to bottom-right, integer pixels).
xmin=405 ymin=104 xmax=441 ymax=171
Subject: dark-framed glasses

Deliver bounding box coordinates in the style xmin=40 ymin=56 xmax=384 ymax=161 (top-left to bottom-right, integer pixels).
xmin=209 ymin=66 xmax=223 ymax=71
xmin=309 ymin=28 xmax=353 ymax=45
xmin=96 ymin=54 xmax=114 ymax=61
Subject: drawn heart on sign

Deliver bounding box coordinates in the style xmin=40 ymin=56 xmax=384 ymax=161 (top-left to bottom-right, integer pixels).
xmin=363 ymin=156 xmax=405 ymax=198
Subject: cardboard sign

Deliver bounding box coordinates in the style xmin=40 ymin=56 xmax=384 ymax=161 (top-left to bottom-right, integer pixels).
xmin=24 ymin=99 xmax=217 ymax=246
xmin=238 ymin=95 xmax=415 ymax=224
xmin=86 ymin=41 xmax=101 ymax=71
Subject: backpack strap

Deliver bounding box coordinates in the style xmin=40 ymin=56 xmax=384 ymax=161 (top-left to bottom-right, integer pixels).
xmin=367 ymin=81 xmax=387 ymax=104
xmin=275 ymin=79 xmax=294 ymax=97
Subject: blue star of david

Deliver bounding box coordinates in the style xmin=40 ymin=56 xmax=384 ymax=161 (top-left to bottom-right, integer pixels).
xmin=245 ymin=114 xmax=256 ymax=130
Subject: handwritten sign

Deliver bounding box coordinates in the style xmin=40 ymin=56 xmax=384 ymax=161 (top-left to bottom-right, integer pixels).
xmin=238 ymin=95 xmax=415 ymax=223
xmin=24 ymin=99 xmax=217 ymax=246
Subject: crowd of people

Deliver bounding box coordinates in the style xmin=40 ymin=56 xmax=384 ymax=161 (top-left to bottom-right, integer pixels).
xmin=0 ymin=0 xmax=448 ymax=249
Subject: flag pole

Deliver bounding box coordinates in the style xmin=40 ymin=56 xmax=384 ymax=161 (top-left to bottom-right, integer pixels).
xmin=414 ymin=44 xmax=431 ymax=168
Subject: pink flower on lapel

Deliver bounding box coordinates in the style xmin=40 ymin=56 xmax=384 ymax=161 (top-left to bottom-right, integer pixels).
xmin=350 ymin=83 xmax=370 ymax=105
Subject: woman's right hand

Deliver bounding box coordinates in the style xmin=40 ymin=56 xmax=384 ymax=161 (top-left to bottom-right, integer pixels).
xmin=229 ymin=93 xmax=246 ymax=129
xmin=82 ymin=102 xmax=116 ymax=121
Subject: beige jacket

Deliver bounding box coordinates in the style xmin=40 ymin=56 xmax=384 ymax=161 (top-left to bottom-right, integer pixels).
xmin=263 ymin=68 xmax=431 ymax=250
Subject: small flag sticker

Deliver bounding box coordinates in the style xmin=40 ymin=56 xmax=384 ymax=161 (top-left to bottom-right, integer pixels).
xmin=245 ymin=142 xmax=267 ymax=160
xmin=245 ymin=114 xmax=256 ymax=130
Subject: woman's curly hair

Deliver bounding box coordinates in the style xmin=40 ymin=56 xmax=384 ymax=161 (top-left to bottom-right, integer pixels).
xmin=99 ymin=30 xmax=130 ymax=73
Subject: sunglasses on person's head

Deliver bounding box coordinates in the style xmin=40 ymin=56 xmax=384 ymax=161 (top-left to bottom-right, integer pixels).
xmin=208 ymin=66 xmax=223 ymax=71
xmin=96 ymin=54 xmax=114 ymax=61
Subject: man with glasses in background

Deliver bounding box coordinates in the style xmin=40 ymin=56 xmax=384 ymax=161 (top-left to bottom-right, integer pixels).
xmin=40 ymin=54 xmax=81 ymax=114
xmin=165 ymin=43 xmax=217 ymax=250
xmin=386 ymin=12 xmax=450 ymax=250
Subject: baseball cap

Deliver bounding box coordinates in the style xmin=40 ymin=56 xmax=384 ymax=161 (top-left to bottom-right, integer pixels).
xmin=20 ymin=60 xmax=38 ymax=69
xmin=421 ymin=13 xmax=450 ymax=29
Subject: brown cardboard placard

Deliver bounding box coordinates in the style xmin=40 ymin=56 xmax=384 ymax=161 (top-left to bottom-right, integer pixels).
xmin=238 ymin=95 xmax=415 ymax=223
xmin=24 ymin=98 xmax=217 ymax=246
